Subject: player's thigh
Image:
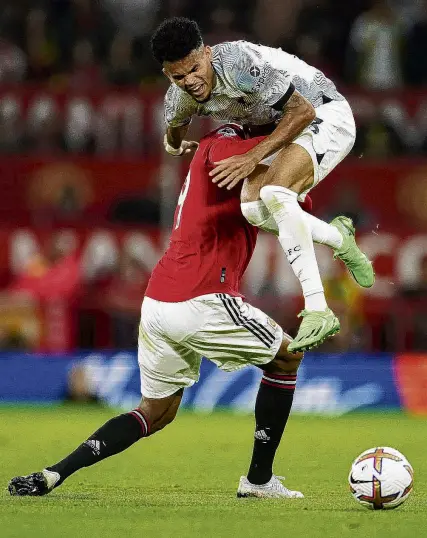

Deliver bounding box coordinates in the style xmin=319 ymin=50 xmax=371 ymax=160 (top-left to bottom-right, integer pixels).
xmin=241 ymin=164 xmax=269 ymax=203
xmin=261 ymin=143 xmax=315 ymax=195
xmin=260 ymin=99 xmax=356 ymax=198
xmin=185 ymin=294 xmax=284 ymax=372
xmin=139 ymin=297 xmax=202 ymax=400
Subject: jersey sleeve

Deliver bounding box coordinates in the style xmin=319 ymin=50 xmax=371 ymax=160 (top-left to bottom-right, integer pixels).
xmin=231 ymin=41 xmax=295 ymax=111
xmin=164 ymin=84 xmax=198 ymax=127
xmin=207 ymin=135 xmax=266 ymax=164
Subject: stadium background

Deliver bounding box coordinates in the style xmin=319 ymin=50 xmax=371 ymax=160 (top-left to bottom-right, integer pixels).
xmin=1 ymin=1 xmax=427 ymax=524
xmin=1 ymin=0 xmax=427 ymax=413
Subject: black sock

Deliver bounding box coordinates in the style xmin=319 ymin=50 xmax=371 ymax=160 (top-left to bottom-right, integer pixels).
xmin=247 ymin=372 xmax=297 ymax=485
xmin=47 ymin=409 xmax=149 ymax=486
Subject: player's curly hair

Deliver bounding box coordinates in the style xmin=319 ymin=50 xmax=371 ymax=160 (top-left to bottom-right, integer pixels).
xmin=151 ymin=17 xmax=203 ymax=64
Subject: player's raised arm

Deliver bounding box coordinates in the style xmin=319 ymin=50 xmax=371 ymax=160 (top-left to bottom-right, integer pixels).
xmin=209 ymin=41 xmax=316 ymax=188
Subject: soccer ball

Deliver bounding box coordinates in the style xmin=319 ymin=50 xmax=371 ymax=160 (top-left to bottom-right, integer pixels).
xmin=348 ymin=447 xmax=414 ymax=510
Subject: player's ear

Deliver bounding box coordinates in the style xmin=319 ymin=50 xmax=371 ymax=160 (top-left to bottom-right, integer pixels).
xmin=162 ymin=67 xmax=173 ymax=83
xmin=205 ymin=46 xmax=212 ymax=61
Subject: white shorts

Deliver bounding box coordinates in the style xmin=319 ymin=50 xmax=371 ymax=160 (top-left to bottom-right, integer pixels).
xmin=261 ymin=99 xmax=356 ymax=200
xmin=138 ymin=293 xmax=283 ymax=399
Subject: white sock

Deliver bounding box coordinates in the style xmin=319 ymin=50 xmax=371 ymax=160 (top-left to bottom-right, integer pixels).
xmin=240 ymin=201 xmax=279 ymax=236
xmin=260 ymin=185 xmax=328 ymax=311
xmin=303 ymin=212 xmax=343 ymax=249
xmin=241 ymin=201 xmax=343 ymax=249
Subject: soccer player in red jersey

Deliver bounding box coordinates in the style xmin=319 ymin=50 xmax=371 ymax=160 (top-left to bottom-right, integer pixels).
xmin=9 ymin=125 xmax=312 ymax=499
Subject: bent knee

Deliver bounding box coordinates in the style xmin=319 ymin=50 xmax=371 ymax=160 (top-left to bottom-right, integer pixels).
xmin=265 ymin=354 xmax=303 ymax=375
xmin=138 ymin=390 xmax=182 ymax=435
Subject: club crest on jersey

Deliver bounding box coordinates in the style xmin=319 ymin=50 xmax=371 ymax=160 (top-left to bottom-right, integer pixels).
xmin=217 ymin=127 xmax=239 ymax=138
xmin=249 ymin=65 xmax=261 ymax=78
xmin=267 ymin=318 xmax=278 ymax=330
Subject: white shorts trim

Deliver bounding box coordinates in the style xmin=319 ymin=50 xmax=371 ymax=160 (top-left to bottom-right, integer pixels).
xmin=138 ymin=294 xmax=283 ymax=399
xmin=261 ymin=99 xmax=356 ymax=200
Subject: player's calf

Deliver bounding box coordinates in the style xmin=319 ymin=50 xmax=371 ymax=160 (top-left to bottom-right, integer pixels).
xmin=8 ymin=391 xmax=182 ymax=496
xmin=243 ymin=334 xmax=303 ymax=490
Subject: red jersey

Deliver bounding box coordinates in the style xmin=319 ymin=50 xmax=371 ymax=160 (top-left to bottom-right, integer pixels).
xmin=146 ymin=126 xmax=265 ymax=302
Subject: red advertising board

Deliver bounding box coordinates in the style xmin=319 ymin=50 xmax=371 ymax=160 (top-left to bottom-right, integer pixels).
xmin=0 ymin=154 xmax=426 ymax=230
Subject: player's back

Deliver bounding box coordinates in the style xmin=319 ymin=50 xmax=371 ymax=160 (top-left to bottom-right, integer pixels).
xmin=145 ymin=126 xmax=259 ymax=302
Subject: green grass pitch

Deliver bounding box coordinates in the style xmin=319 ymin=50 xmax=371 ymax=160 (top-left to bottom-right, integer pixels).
xmin=1 ymin=406 xmax=426 ymax=538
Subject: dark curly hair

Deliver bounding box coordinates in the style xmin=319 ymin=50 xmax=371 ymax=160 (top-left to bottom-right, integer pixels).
xmin=151 ymin=17 xmax=203 ymax=64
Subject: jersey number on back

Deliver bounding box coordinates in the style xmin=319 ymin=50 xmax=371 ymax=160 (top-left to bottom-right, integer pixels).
xmin=174 ymin=171 xmax=191 ymax=230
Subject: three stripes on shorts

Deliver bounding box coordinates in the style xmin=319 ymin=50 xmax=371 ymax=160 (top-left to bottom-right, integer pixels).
xmin=216 ymin=293 xmax=276 ymax=348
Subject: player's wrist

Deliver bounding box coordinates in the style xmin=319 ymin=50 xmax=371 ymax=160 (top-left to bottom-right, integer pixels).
xmin=164 ymin=134 xmax=184 ymax=156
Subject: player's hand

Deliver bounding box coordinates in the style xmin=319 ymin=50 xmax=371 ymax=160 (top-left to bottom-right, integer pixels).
xmin=210 ymin=153 xmax=258 ymax=190
xmin=164 ymin=135 xmax=199 ymax=157
xmin=180 ymin=140 xmax=199 ymax=156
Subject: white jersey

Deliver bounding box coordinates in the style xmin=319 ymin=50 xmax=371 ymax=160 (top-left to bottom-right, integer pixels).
xmin=164 ymin=40 xmax=344 ymax=128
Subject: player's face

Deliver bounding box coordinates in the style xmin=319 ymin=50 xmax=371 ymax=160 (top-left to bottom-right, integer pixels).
xmin=163 ymin=47 xmax=214 ymax=102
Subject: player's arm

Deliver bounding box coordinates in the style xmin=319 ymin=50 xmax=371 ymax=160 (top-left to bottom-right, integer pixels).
xmin=210 ymin=42 xmax=315 ymax=188
xmin=210 ymin=90 xmax=315 ymax=188
xmin=207 ymin=135 xmax=266 ymax=164
xmin=243 ymin=90 xmax=315 ymax=163
xmin=164 ymin=85 xmax=199 ymax=156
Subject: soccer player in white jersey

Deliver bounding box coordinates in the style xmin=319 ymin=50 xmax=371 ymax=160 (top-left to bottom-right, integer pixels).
xmin=151 ymin=17 xmax=375 ymax=353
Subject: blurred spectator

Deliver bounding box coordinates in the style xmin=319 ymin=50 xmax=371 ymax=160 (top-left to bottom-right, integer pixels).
xmin=26 ymin=9 xmax=58 ymax=81
xmin=294 ymin=34 xmax=336 ymax=80
xmin=68 ymin=39 xmax=104 ymax=90
xmin=24 ymin=97 xmax=64 ymax=153
xmin=346 ymin=0 xmax=404 ymax=89
xmin=0 ymin=31 xmax=27 ymax=83
xmin=252 ymin=0 xmax=302 ymax=47
xmin=295 ymin=0 xmax=341 ymax=79
xmin=102 ymin=0 xmax=161 ymax=38
xmin=0 ymin=292 xmax=40 ymax=351
xmin=0 ymin=96 xmax=24 ymax=153
xmin=50 ymin=0 xmax=114 ymax=68
xmin=64 ymin=98 xmax=95 ymax=153
xmin=203 ymin=7 xmax=244 ymax=45
xmin=322 ymin=266 xmax=367 ymax=352
xmin=404 ymin=0 xmax=427 ymax=86
xmin=105 ymin=34 xmax=139 ymax=86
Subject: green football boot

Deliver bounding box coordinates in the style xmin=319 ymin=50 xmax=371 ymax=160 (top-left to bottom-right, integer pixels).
xmin=330 ymin=216 xmax=375 ymax=288
xmin=288 ymin=308 xmax=340 ymax=354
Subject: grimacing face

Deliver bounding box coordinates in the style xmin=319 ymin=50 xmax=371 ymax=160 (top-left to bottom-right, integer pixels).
xmin=163 ymin=46 xmax=215 ymax=103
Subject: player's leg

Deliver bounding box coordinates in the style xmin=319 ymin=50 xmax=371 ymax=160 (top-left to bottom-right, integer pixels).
xmin=241 ymin=172 xmax=344 ymax=249
xmin=238 ymin=332 xmax=304 ymax=498
xmin=241 ymin=176 xmax=374 ymax=287
xmin=8 ymin=391 xmax=183 ymax=496
xmin=185 ymin=294 xmax=303 ymax=498
xmin=8 ymin=297 xmax=200 ymax=497
xmin=256 ymin=103 xmax=372 ymax=352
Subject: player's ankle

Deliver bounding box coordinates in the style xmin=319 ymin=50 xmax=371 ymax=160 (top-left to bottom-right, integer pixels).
xmin=304 ymin=291 xmax=328 ymax=311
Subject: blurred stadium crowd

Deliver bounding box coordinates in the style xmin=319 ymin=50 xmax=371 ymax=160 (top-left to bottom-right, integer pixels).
xmin=1 ymin=0 xmax=427 ymax=88
xmin=0 ymin=0 xmax=427 ymax=354
xmin=0 ymin=0 xmax=426 ymax=156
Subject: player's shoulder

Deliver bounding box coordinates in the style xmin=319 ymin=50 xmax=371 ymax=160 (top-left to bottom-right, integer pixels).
xmin=164 ymin=83 xmax=198 ymax=125
xmin=165 ymin=83 xmax=195 ymax=107
xmin=213 ymin=40 xmax=275 ymax=92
